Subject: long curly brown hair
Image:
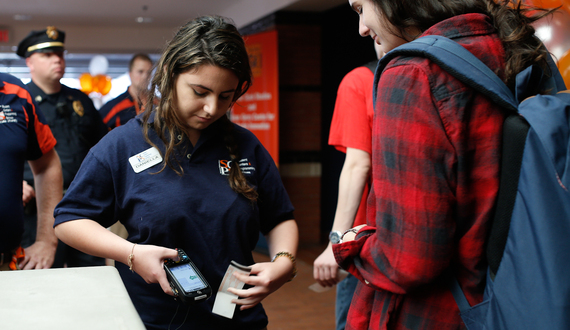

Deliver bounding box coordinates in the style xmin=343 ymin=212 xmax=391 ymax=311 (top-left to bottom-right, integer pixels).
xmin=368 ymin=0 xmax=557 ymax=90
xmin=141 ymin=15 xmax=257 ymax=201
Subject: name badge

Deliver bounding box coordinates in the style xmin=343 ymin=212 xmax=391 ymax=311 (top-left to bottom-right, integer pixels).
xmin=129 ymin=147 xmax=163 ymax=173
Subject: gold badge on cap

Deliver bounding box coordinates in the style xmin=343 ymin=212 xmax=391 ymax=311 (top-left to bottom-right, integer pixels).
xmin=72 ymin=100 xmax=84 ymax=117
xmin=46 ymin=26 xmax=59 ymax=40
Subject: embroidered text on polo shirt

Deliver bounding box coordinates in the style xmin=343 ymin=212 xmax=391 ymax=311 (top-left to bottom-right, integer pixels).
xmin=0 ymin=105 xmax=18 ymax=124
xmin=218 ymin=158 xmax=256 ymax=176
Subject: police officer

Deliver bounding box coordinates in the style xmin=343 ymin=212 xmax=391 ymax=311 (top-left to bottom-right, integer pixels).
xmin=17 ymin=26 xmax=108 ymax=268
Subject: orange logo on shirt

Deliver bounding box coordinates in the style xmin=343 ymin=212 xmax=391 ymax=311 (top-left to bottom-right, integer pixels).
xmin=219 ymin=159 xmax=233 ymax=175
xmin=218 ymin=159 xmax=255 ymax=176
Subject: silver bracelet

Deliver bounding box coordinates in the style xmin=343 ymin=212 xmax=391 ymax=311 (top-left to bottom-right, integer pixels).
xmin=340 ymin=228 xmax=359 ymax=243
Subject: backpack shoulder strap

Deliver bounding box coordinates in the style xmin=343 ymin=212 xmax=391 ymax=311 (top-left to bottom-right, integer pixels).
xmin=374 ymin=35 xmax=518 ymax=112
xmin=487 ymin=113 xmax=529 ymax=278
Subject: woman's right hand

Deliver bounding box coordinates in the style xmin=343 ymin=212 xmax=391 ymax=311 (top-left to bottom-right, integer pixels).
xmin=129 ymin=244 xmax=179 ymax=296
xmin=313 ymin=244 xmax=341 ymax=287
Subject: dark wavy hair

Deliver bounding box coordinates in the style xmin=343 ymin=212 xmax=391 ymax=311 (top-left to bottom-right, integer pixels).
xmin=142 ymin=15 xmax=257 ymax=201
xmin=369 ymin=0 xmax=557 ymax=89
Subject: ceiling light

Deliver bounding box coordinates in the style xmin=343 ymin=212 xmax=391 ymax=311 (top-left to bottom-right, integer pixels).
xmin=14 ymin=15 xmax=32 ymax=21
xmin=136 ymin=17 xmax=153 ymax=23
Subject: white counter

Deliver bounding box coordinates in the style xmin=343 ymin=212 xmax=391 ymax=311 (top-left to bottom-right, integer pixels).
xmin=0 ymin=266 xmax=145 ymax=330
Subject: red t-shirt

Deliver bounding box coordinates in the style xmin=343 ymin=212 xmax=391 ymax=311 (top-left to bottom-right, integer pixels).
xmin=328 ymin=65 xmax=374 ymax=226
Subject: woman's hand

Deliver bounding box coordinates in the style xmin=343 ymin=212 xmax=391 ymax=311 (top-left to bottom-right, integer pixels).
xmin=130 ymin=244 xmax=179 ymax=296
xmin=227 ymin=257 xmax=294 ymax=310
xmin=313 ymin=244 xmax=341 ymax=287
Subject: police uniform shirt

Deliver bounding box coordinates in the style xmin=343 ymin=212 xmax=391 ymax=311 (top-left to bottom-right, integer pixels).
xmin=24 ymin=82 xmax=107 ymax=188
xmin=54 ymin=115 xmax=294 ymax=329
xmin=0 ymin=73 xmax=56 ymax=252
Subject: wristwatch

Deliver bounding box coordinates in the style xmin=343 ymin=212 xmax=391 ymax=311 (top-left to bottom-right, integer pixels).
xmin=329 ymin=230 xmax=343 ymax=244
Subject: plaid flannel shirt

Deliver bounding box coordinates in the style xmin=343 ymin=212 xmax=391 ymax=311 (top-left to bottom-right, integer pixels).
xmin=333 ymin=13 xmax=508 ymax=330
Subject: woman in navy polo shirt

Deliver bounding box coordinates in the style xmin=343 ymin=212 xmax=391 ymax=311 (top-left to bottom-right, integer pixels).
xmin=54 ymin=16 xmax=298 ymax=330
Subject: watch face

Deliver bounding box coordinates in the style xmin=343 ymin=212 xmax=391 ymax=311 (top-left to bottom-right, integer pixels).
xmin=329 ymin=231 xmax=342 ymax=244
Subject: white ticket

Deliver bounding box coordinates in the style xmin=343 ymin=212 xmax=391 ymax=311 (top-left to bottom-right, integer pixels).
xmin=212 ymin=261 xmax=252 ymax=319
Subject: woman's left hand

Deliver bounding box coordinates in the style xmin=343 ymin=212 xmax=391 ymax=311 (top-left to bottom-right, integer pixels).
xmin=227 ymin=258 xmax=293 ymax=310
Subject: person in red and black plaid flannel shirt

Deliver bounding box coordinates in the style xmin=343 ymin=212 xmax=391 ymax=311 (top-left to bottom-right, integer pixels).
xmin=333 ymin=1 xmax=556 ymax=329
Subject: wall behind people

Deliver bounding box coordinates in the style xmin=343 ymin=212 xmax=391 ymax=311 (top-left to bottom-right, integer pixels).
xmin=239 ymin=3 xmax=376 ymax=246
xmin=241 ymin=11 xmax=323 ymax=246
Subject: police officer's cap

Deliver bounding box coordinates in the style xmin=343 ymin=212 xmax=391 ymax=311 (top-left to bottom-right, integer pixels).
xmin=17 ymin=26 xmax=65 ymax=58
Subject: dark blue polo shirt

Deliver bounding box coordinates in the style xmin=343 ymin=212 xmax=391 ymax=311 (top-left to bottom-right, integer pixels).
xmin=0 ymin=73 xmax=56 ymax=252
xmin=54 ymin=114 xmax=294 ymax=329
xmin=99 ymin=88 xmax=138 ymax=129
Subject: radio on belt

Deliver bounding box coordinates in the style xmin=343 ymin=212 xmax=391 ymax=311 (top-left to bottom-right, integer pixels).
xmin=164 ymin=249 xmax=212 ymax=305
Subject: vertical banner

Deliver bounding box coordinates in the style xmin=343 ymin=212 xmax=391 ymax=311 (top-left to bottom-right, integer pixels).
xmin=232 ymin=30 xmax=279 ymax=165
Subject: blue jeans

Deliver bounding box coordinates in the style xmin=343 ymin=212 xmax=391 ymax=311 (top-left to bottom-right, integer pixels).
xmin=335 ymin=273 xmax=359 ymax=330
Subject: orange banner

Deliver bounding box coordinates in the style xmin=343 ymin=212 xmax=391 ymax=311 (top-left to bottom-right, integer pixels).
xmin=232 ymin=30 xmax=279 ymax=165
